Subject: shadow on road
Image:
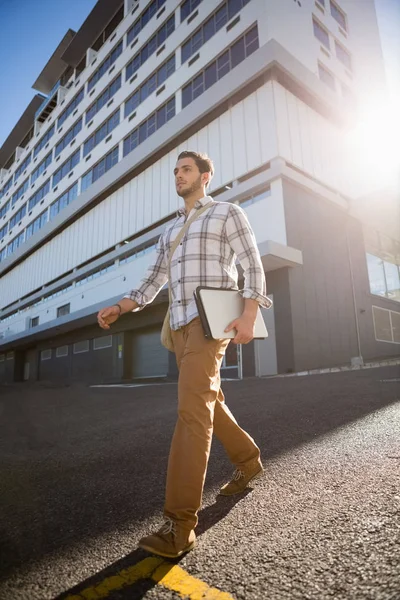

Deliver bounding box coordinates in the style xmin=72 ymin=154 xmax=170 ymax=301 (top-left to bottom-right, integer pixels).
xmin=53 ymin=494 xmax=247 ymax=600
xmin=0 ymin=365 xmax=399 ymax=594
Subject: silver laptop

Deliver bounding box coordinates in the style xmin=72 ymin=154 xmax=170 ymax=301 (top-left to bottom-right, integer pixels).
xmin=194 ymin=287 xmax=268 ymax=340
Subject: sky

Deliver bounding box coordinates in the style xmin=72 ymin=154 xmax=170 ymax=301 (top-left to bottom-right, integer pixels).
xmin=0 ymin=0 xmax=399 ymax=148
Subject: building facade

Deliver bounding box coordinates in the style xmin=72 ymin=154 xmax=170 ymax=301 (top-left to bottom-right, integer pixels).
xmin=0 ymin=0 xmax=399 ymax=385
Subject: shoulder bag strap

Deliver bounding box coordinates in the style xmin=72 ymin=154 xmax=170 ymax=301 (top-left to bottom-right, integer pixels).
xmin=166 ymin=201 xmax=214 ymax=305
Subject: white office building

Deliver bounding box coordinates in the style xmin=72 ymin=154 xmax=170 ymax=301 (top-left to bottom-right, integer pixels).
xmin=0 ymin=0 xmax=399 ymax=384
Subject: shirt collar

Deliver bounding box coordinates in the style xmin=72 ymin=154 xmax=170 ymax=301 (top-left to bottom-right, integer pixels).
xmin=177 ymin=195 xmax=212 ymax=217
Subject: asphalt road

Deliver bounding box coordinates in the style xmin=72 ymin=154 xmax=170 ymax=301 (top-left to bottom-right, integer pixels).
xmin=0 ymin=365 xmax=399 ymax=600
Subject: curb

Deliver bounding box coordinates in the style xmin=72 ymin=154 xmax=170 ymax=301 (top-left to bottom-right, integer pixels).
xmin=265 ymin=359 xmax=400 ymax=379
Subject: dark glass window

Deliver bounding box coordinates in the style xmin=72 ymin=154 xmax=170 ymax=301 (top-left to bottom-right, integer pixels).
xmin=181 ymin=0 xmax=202 ymax=22
xmin=83 ymin=110 xmax=120 ymax=156
xmin=86 ymin=75 xmax=122 ymax=123
xmin=182 ymin=24 xmax=259 ymax=108
xmin=123 ymin=97 xmax=175 ymax=157
xmin=127 ymin=0 xmax=166 ymax=44
xmin=88 ymin=41 xmax=123 ymax=91
xmin=52 ymin=149 xmax=80 ymax=187
xmin=181 ymin=0 xmax=251 ymax=64
xmin=126 ymin=15 xmax=175 ymax=80
xmin=125 ymin=55 xmax=175 ymax=118
xmin=313 ymin=19 xmax=330 ymax=49
xmin=58 ymin=89 xmax=84 ymax=128
xmin=33 ymin=124 xmax=55 ymax=158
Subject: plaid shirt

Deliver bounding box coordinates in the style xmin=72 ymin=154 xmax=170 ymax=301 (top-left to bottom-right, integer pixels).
xmin=123 ymin=196 xmax=272 ymax=330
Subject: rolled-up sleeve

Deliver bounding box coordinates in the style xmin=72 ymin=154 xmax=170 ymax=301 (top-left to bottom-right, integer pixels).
xmin=122 ymin=234 xmax=168 ymax=311
xmin=224 ymin=204 xmax=272 ymax=309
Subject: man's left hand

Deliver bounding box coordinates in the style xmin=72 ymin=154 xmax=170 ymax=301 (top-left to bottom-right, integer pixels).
xmin=224 ymin=313 xmax=256 ymax=344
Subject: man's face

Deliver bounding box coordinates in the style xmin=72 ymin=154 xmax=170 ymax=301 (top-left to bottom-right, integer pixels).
xmin=174 ymin=157 xmax=208 ymax=198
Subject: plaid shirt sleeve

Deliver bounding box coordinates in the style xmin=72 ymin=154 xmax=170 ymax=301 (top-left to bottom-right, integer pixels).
xmin=123 ymin=233 xmax=168 ymax=310
xmin=224 ymin=203 xmax=272 ymax=309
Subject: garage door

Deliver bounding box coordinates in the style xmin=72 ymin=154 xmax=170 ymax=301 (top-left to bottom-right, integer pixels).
xmin=131 ymin=326 xmax=169 ymax=378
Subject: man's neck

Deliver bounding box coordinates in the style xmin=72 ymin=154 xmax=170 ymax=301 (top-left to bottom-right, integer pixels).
xmin=183 ymin=190 xmax=206 ymax=215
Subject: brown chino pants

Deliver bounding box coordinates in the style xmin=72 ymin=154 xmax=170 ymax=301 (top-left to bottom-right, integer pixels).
xmin=164 ymin=317 xmax=260 ymax=531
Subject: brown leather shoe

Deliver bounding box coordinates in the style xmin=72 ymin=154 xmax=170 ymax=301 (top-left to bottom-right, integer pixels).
xmin=138 ymin=519 xmax=196 ymax=558
xmin=219 ymin=459 xmax=264 ymax=496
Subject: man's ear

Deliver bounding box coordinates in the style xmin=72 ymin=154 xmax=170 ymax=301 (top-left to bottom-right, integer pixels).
xmin=202 ymin=173 xmax=209 ymax=188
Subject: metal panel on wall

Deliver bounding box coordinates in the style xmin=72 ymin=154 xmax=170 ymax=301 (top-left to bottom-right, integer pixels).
xmin=131 ymin=327 xmax=168 ymax=378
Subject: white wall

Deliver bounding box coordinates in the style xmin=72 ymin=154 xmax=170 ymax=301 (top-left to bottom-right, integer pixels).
xmin=0 ymin=81 xmax=279 ymax=311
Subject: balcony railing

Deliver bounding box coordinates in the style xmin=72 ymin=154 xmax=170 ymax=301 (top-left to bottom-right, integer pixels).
xmin=35 ymin=81 xmax=61 ymax=122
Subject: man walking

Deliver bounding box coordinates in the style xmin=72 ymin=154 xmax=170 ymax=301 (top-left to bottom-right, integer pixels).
xmin=97 ymin=151 xmax=272 ymax=558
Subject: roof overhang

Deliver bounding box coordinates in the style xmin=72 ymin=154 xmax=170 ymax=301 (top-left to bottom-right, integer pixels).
xmin=0 ymin=95 xmax=44 ymax=169
xmin=61 ymin=0 xmax=124 ymax=67
xmin=32 ymin=29 xmax=76 ymax=94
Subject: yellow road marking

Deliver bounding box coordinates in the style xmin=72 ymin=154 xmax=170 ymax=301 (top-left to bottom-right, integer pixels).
xmin=64 ymin=556 xmax=234 ymax=600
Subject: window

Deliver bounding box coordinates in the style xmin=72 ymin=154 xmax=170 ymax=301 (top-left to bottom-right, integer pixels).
xmin=9 ymin=204 xmax=27 ymax=229
xmin=25 ymin=209 xmax=48 ymax=240
xmin=28 ymin=179 xmax=50 ymax=211
xmin=0 ymin=176 xmax=13 ymax=200
xmin=55 ymin=118 xmax=83 ymax=157
xmin=93 ymin=335 xmax=112 ymax=350
xmin=50 ymin=183 xmax=78 ymax=220
xmin=88 ymin=41 xmax=123 ymax=91
xmin=238 ymin=187 xmax=271 ymax=208
xmin=313 ymin=19 xmax=330 ymax=49
xmin=7 ymin=231 xmax=25 ymax=256
xmin=56 ymin=346 xmax=69 ymax=357
xmin=181 ymin=0 xmax=251 ymax=63
xmin=0 ymin=223 xmax=8 ymax=241
xmin=181 ymin=0 xmax=203 ymax=21
xmin=125 ymin=54 xmax=175 ymax=118
xmin=123 ymin=97 xmax=175 ymax=157
xmin=81 ymin=146 xmax=119 ymax=192
xmin=318 ymin=63 xmax=335 ymax=90
xmin=30 ymin=316 xmax=39 ymax=328
xmin=126 ymin=15 xmax=175 ymax=80
xmin=0 ymin=200 xmax=10 ymax=220
xmin=41 ymin=349 xmax=52 ymax=360
xmin=73 ymin=340 xmax=89 ymax=353
xmin=58 ymin=88 xmax=84 ymax=128
xmin=127 ymin=0 xmax=166 ymax=44
xmin=330 ymin=1 xmax=346 ymax=30
xmin=11 ymin=178 xmax=29 ymax=207
xmin=83 ymin=109 xmax=120 ymax=156
xmin=57 ymin=303 xmax=70 ymax=317
xmin=31 ymin=152 xmax=52 ymax=183
xmin=14 ymin=153 xmax=32 ymax=183
xmin=52 ymin=149 xmax=80 ymax=187
xmin=335 ymin=40 xmax=351 ymax=70
xmin=86 ymin=74 xmax=122 ymax=124
xmin=373 ymin=307 xmax=400 ymax=344
xmin=34 ymin=124 xmax=55 ymax=158
xmin=182 ymin=25 xmax=259 ymax=108
xmin=367 ymin=254 xmax=400 ymax=302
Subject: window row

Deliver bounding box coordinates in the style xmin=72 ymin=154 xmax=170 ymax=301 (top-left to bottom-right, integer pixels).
xmin=182 ymin=24 xmax=259 ymax=108
xmin=11 ymin=178 xmax=29 ymax=207
xmin=40 ymin=336 xmax=113 ymax=360
xmin=88 ymin=41 xmax=123 ymax=91
xmin=86 ymin=74 xmax=122 ymax=124
xmin=124 ymin=54 xmax=175 ymax=118
xmin=31 ymin=152 xmax=52 ymax=184
xmin=33 ymin=124 xmax=55 ymax=158
xmin=182 ymin=0 xmax=251 ymax=63
xmin=126 ymin=15 xmax=175 ymax=80
xmin=123 ymin=96 xmax=175 ymax=157
xmin=83 ymin=109 xmax=120 ymax=157
xmin=313 ymin=18 xmax=352 ymax=70
xmin=127 ymin=0 xmax=166 ymax=44
xmin=55 ymin=118 xmax=83 ymax=157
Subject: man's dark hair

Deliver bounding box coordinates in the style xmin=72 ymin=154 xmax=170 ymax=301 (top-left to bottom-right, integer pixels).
xmin=177 ymin=151 xmax=214 ymax=183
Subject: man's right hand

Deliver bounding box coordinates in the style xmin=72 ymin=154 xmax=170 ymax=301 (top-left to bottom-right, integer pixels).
xmin=97 ymin=305 xmax=121 ymax=330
